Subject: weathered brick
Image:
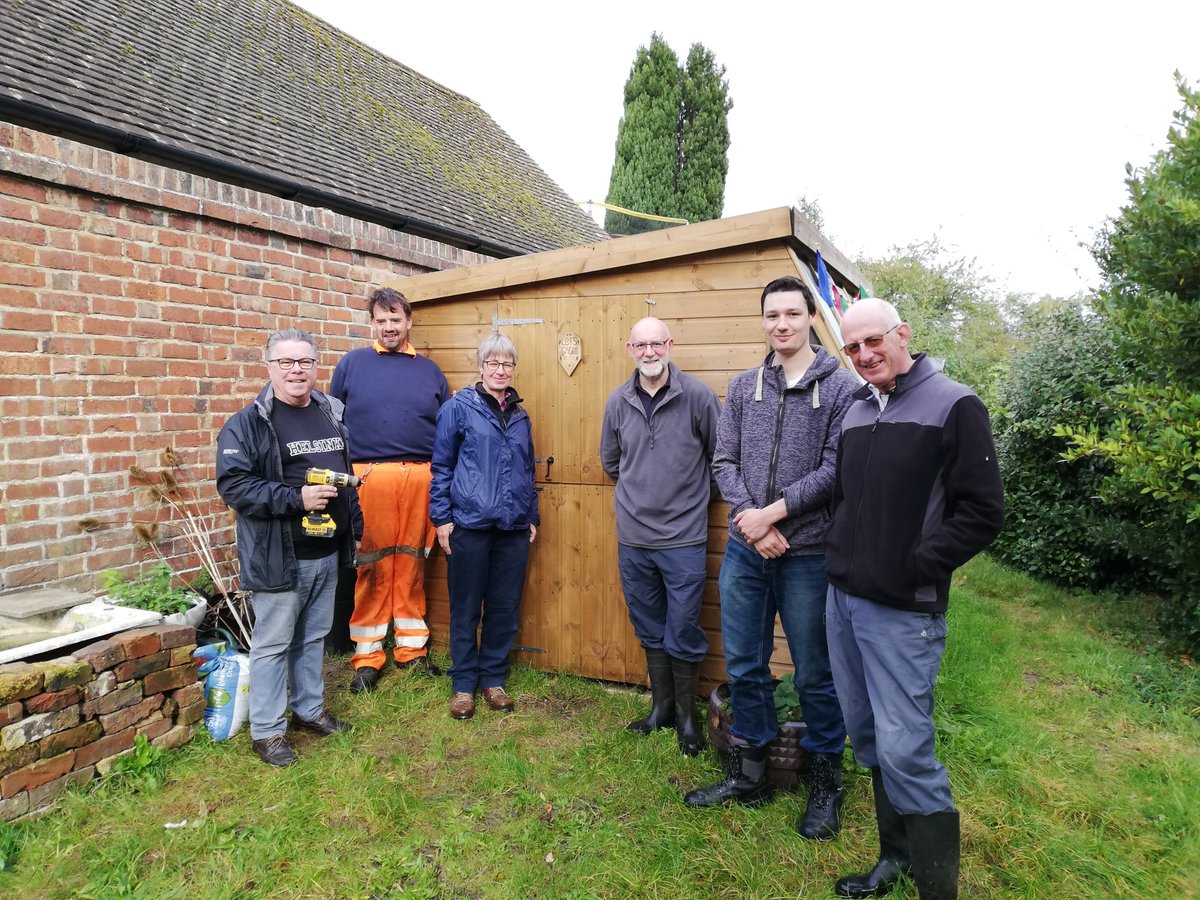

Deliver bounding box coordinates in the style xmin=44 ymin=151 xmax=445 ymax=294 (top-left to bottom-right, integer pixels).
xmin=28 ymin=765 xmax=94 ymax=811
xmin=39 ymin=720 xmax=102 ymax=757
xmin=170 ymin=681 xmax=204 ymax=708
xmin=1 ymin=750 xmax=75 ymax=798
xmin=169 ymin=645 xmax=198 ymax=666
xmin=84 ymin=670 xmax=118 ymax=701
xmin=0 ymin=745 xmax=38 ymax=778
xmin=1 ymin=707 xmax=79 ymax=751
xmin=73 ymin=727 xmax=135 ymax=771
xmin=38 ymin=657 xmax=94 ymax=692
xmin=135 ymin=712 xmax=172 ymax=742
xmin=151 ymin=723 xmax=196 ymax=751
xmin=81 ymin=681 xmax=142 ymax=718
xmin=95 ymin=748 xmax=135 ymax=776
xmin=74 ymin=638 xmax=127 ymax=673
xmin=143 ymin=664 xmax=199 ymax=696
xmin=0 ymin=701 xmax=23 ymax=727
xmin=99 ymin=694 xmax=164 ymax=735
xmin=158 ymin=624 xmax=196 ymax=650
xmin=0 ymin=791 xmax=30 ymax=822
xmin=23 ymin=686 xmax=82 ymax=715
xmin=113 ymin=628 xmax=161 ymax=660
xmin=114 ymin=650 xmax=170 ymax=682
xmin=176 ymin=698 xmax=205 ymax=726
xmin=0 ymin=663 xmax=44 ymax=704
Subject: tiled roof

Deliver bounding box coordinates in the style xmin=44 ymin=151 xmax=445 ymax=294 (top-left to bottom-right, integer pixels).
xmin=0 ymin=0 xmax=608 ymax=255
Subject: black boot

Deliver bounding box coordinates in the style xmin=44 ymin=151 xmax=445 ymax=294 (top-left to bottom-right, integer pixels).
xmin=671 ymin=657 xmax=703 ymax=756
xmin=906 ymin=810 xmax=959 ymax=900
xmin=684 ymin=741 xmax=774 ymax=808
xmin=798 ymin=750 xmax=846 ymax=840
xmin=835 ymin=768 xmax=911 ymax=898
xmin=626 ymin=648 xmax=675 ymax=734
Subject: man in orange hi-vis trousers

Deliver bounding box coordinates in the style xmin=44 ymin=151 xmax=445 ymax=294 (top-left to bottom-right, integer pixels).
xmin=331 ymin=288 xmax=450 ymax=693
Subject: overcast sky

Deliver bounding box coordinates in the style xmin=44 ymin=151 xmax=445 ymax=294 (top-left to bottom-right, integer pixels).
xmin=292 ymin=1 xmax=1199 ymax=298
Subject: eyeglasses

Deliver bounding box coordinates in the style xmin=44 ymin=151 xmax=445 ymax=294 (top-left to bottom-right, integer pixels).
xmin=482 ymin=360 xmax=516 ymax=372
xmin=270 ymin=358 xmax=317 ymax=370
xmin=841 ymin=325 xmax=900 ymax=357
xmin=630 ymin=340 xmax=668 ymax=354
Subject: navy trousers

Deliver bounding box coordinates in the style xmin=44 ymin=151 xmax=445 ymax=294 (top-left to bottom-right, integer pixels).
xmin=446 ymin=526 xmax=531 ymax=694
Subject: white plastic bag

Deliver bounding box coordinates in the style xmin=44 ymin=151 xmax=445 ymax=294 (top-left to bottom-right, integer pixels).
xmin=192 ymin=642 xmax=250 ymax=741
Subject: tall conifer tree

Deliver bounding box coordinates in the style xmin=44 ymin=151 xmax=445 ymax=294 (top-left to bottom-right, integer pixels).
xmin=604 ymin=35 xmax=731 ymax=234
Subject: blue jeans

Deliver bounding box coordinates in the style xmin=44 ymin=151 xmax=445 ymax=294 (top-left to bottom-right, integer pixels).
xmin=446 ymin=527 xmax=531 ymax=694
xmin=826 ymin=584 xmax=955 ymax=815
xmin=719 ymin=539 xmax=845 ymax=752
xmin=249 ymin=553 xmax=338 ymax=740
xmin=617 ymin=544 xmax=708 ymax=662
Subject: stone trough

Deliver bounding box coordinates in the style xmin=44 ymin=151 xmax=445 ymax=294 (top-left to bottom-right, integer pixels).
xmin=0 ymin=588 xmax=161 ymax=665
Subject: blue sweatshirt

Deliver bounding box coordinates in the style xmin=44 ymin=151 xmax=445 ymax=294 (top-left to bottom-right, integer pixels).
xmin=330 ymin=342 xmax=450 ymax=462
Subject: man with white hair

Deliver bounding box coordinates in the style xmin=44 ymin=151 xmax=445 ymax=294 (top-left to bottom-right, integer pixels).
xmin=825 ymin=298 xmax=1004 ymax=899
xmin=601 ymin=316 xmax=720 ymax=755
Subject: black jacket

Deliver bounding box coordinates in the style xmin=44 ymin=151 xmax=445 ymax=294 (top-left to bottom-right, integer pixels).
xmin=216 ymin=385 xmax=362 ymax=592
xmin=825 ymin=355 xmax=1005 ymax=612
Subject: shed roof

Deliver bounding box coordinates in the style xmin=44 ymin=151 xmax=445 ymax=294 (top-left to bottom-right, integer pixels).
xmin=0 ymin=0 xmax=607 ymax=257
xmin=399 ymin=206 xmax=869 ymax=302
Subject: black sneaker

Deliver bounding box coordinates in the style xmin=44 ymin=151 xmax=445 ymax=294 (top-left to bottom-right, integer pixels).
xmin=292 ymin=709 xmax=352 ymax=737
xmin=251 ymin=733 xmax=297 ymax=767
xmin=396 ymin=655 xmax=442 ymax=676
xmin=349 ymin=666 xmax=382 ymax=694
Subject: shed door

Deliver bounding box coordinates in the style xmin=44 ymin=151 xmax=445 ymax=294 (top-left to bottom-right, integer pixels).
xmin=495 ymin=293 xmax=651 ymax=683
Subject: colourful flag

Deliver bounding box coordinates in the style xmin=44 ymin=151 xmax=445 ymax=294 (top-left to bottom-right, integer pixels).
xmin=815 ymin=252 xmax=835 ymax=309
xmin=832 ymin=283 xmax=845 ymax=315
xmin=857 ymin=283 xmax=871 ymax=300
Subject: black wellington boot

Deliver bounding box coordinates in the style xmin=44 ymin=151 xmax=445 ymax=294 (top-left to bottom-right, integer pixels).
xmin=671 ymin=656 xmax=704 ymax=756
xmin=834 ymin=768 xmax=912 ymax=898
xmin=627 ymin=648 xmax=675 ymax=734
xmin=798 ymin=750 xmax=846 ymax=840
xmin=905 ymin=810 xmax=960 ymax=900
xmin=684 ymin=741 xmax=775 ymax=808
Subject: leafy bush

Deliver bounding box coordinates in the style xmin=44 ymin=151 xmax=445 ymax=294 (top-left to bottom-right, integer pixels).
xmin=991 ymin=303 xmax=1150 ymax=592
xmin=101 ymin=562 xmax=195 ymax=616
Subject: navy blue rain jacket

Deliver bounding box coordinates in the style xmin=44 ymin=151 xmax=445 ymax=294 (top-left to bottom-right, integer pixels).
xmin=430 ymin=386 xmax=539 ymax=531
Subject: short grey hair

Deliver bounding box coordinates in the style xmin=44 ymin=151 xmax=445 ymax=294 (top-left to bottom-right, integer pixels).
xmin=476 ymin=332 xmax=518 ymax=367
xmin=267 ymin=327 xmax=318 ymax=359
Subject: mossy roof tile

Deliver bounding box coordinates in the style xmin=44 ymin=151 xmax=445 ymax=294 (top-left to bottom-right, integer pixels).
xmin=1 ymin=0 xmax=607 ymax=255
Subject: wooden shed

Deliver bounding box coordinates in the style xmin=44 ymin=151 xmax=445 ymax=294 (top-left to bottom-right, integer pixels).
xmin=392 ymin=207 xmax=870 ymax=693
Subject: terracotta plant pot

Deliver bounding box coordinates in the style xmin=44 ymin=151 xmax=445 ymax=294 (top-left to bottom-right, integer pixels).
xmin=707 ymin=682 xmax=810 ymax=790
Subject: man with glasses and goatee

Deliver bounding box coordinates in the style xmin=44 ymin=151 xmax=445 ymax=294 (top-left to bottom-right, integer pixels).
xmin=824 ymin=298 xmax=1004 ymax=900
xmin=216 ymin=328 xmax=361 ymax=767
xmin=600 ymin=316 xmax=720 ymax=757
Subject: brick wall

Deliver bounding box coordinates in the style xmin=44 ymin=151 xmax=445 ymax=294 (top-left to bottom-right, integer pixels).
xmin=0 ymin=623 xmax=201 ymax=821
xmin=0 ymin=122 xmax=492 ymax=594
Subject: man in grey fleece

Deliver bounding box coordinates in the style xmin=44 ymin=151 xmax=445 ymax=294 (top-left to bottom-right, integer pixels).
xmin=685 ymin=276 xmax=859 ymax=844
xmin=601 ymin=316 xmax=721 ymax=756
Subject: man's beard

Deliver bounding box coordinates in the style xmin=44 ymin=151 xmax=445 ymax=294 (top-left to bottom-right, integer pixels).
xmin=638 ymin=360 xmax=665 ymax=379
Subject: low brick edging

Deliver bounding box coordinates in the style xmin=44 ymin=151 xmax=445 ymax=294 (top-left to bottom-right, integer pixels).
xmin=0 ymin=623 xmax=203 ymax=821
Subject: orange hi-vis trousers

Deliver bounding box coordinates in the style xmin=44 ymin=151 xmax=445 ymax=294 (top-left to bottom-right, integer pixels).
xmin=349 ymin=461 xmax=436 ymax=670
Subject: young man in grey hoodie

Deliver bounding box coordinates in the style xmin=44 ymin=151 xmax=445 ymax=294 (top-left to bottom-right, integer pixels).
xmin=685 ymin=276 xmax=859 ymax=844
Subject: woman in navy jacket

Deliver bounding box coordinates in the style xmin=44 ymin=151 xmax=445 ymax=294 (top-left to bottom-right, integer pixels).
xmin=431 ymin=333 xmax=539 ymax=720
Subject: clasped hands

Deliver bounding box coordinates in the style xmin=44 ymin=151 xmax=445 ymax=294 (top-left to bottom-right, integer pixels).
xmin=734 ymin=506 xmax=788 ymax=559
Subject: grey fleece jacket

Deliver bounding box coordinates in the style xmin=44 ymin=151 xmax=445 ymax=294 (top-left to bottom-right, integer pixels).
xmin=713 ymin=347 xmax=859 ymax=556
xmin=600 ymin=362 xmax=721 ymax=548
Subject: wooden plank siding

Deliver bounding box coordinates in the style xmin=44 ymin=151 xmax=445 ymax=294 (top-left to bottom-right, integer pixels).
xmin=396 ymin=208 xmax=868 ymax=694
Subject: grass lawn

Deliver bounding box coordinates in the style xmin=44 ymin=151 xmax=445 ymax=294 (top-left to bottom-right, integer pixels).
xmin=1 ymin=556 xmax=1197 ymax=898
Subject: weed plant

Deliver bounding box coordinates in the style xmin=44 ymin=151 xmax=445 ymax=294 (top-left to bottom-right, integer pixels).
xmin=1 ymin=556 xmax=1197 ymax=898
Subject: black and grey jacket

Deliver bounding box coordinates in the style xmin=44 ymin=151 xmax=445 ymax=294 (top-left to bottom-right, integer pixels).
xmin=825 ymin=354 xmax=1005 ymax=612
xmin=216 ymin=385 xmax=362 ymax=592
xmin=713 ymin=347 xmax=859 ymax=556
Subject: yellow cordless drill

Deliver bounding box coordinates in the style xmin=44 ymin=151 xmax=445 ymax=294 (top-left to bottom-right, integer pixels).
xmin=301 ymin=468 xmax=361 ymax=538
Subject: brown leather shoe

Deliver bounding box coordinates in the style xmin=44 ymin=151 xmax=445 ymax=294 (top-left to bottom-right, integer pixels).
xmin=482 ymin=686 xmax=515 ymax=712
xmin=450 ymin=691 xmax=476 ymax=720
xmin=251 ymin=733 xmax=297 ymax=767
xmin=292 ymin=709 xmax=352 ymax=737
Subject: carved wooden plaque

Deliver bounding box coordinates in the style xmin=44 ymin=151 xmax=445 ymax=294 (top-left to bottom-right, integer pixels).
xmin=557 ymin=332 xmax=581 ymax=376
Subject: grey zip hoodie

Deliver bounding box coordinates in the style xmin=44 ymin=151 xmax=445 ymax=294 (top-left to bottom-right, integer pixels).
xmin=713 ymin=347 xmax=859 ymax=556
